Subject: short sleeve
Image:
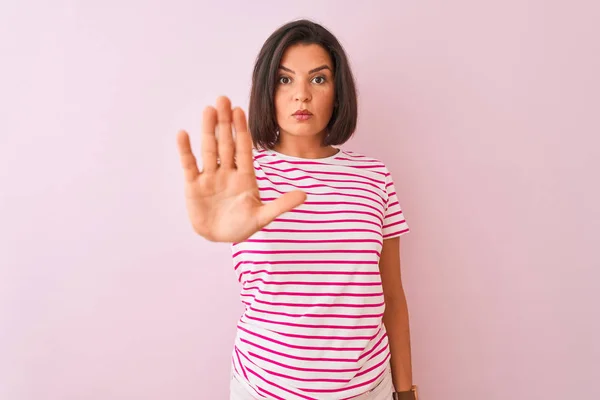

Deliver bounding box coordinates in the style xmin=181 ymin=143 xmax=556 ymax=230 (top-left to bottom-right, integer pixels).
xmin=382 ymin=169 xmax=410 ymax=239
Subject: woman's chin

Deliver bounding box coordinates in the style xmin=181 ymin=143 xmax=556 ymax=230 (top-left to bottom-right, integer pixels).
xmin=281 ymin=126 xmax=324 ymax=138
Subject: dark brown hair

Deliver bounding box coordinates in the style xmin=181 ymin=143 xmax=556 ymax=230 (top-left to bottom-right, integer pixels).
xmin=248 ymin=19 xmax=358 ymax=150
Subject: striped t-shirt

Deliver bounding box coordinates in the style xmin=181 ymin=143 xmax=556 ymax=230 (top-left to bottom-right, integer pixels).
xmin=230 ymin=147 xmax=410 ymax=399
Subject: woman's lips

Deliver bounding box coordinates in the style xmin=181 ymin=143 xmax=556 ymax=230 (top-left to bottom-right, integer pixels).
xmin=294 ymin=114 xmax=312 ymax=121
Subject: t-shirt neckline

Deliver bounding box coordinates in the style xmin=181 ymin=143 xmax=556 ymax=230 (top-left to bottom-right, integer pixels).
xmin=269 ymin=148 xmax=342 ymax=161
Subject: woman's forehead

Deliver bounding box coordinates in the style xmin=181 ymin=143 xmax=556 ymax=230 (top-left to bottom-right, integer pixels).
xmin=280 ymin=44 xmax=333 ymax=72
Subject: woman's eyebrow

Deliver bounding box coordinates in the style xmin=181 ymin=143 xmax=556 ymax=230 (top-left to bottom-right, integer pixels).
xmin=278 ymin=65 xmax=332 ymax=74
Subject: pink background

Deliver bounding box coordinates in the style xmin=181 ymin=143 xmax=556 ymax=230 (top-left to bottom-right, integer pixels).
xmin=1 ymin=1 xmax=598 ymax=399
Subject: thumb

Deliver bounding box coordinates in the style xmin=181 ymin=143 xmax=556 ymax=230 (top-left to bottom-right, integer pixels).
xmin=256 ymin=190 xmax=307 ymax=229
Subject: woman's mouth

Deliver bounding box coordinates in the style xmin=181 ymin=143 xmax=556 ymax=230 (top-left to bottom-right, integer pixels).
xmin=294 ymin=114 xmax=312 ymax=121
xmin=293 ymin=110 xmax=313 ymax=121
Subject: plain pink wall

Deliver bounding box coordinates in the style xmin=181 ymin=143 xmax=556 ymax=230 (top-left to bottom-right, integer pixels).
xmin=1 ymin=1 xmax=598 ymax=399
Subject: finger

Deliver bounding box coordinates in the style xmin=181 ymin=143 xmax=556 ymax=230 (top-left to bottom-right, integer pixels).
xmin=176 ymin=130 xmax=200 ymax=182
xmin=233 ymin=107 xmax=254 ymax=174
xmin=256 ymin=190 xmax=307 ymax=229
xmin=215 ymin=96 xmax=235 ymax=169
xmin=201 ymin=106 xmax=218 ymax=173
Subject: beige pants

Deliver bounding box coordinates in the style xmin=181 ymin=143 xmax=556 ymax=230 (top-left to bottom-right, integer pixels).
xmin=229 ymin=365 xmax=394 ymax=400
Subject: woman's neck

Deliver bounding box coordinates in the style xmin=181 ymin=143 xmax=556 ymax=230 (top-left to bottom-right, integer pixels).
xmin=273 ymin=133 xmax=338 ymax=159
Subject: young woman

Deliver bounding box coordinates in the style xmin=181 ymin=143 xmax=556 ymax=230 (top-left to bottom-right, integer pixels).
xmin=176 ymin=19 xmax=417 ymax=400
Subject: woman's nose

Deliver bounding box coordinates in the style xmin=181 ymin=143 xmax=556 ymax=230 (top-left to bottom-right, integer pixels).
xmin=294 ymin=81 xmax=311 ymax=102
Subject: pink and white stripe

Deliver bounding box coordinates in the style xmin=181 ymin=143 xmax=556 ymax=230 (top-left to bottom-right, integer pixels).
xmin=230 ymin=148 xmax=409 ymax=399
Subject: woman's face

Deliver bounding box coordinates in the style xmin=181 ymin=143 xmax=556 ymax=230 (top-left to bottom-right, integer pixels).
xmin=274 ymin=43 xmax=335 ymax=142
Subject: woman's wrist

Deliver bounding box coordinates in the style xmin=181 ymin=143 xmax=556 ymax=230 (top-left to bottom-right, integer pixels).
xmin=392 ymin=384 xmax=418 ymax=400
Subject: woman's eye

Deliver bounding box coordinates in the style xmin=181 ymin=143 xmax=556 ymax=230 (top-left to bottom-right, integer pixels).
xmin=278 ymin=76 xmax=326 ymax=85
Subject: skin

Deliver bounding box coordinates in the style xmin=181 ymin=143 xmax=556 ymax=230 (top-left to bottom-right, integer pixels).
xmin=175 ymin=43 xmax=414 ymax=394
xmin=272 ymin=43 xmax=339 ymax=159
xmin=175 ymin=97 xmax=307 ymax=243
xmin=380 ymin=237 xmax=414 ymax=392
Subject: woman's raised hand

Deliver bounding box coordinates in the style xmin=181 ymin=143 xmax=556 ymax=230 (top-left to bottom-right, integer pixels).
xmin=176 ymin=96 xmax=307 ymax=242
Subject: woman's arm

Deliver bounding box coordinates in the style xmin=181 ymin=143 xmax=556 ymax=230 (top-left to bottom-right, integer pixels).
xmin=379 ymin=237 xmax=413 ymax=392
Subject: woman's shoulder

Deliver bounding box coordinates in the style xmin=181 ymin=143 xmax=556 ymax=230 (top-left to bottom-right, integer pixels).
xmin=251 ymin=147 xmax=387 ymax=166
xmin=337 ymin=149 xmax=387 ymax=166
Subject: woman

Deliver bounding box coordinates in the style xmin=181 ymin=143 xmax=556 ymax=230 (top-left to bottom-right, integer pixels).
xmin=176 ymin=19 xmax=417 ymax=400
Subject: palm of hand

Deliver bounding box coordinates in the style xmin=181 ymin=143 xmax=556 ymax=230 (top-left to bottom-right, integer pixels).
xmin=176 ymin=96 xmax=306 ymax=243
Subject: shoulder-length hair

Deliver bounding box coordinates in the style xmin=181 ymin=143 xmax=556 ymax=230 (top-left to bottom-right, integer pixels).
xmin=248 ymin=19 xmax=358 ymax=150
